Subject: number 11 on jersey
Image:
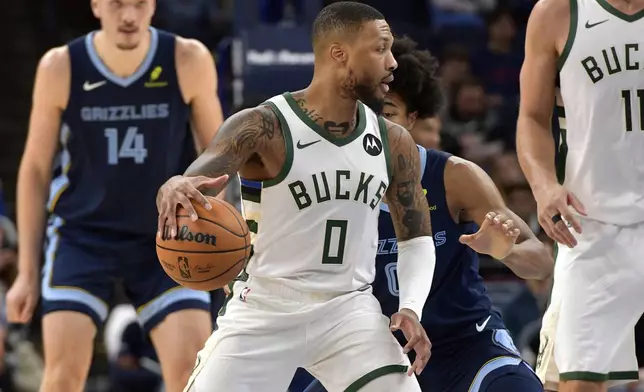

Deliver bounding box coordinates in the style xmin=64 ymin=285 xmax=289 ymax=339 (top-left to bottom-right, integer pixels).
xmin=104 ymin=127 xmax=148 ymax=164
xmin=621 ymin=89 xmax=644 ymax=132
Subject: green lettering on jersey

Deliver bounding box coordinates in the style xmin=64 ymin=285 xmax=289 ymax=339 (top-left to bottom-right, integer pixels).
xmin=369 ymin=181 xmax=387 ymax=210
xmin=288 ymin=181 xmax=312 ymax=210
xmin=335 ymin=170 xmax=351 ymax=200
xmin=287 ymin=170 xmax=387 ymax=211
xmin=581 ymin=44 xmax=642 ymax=84
xmin=312 ymin=172 xmax=331 ymax=203
xmin=582 ymin=56 xmax=604 ymax=83
xmin=602 ymin=47 xmax=622 ymax=75
xmin=354 ymin=172 xmax=374 ymax=204
xmin=626 ymin=44 xmax=639 ymax=70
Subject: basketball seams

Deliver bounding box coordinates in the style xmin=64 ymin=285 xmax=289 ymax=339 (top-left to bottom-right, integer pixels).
xmin=210 ymin=197 xmax=251 ymax=260
xmin=210 ymin=198 xmax=250 ymax=237
xmin=155 ymin=243 xmax=252 ymax=254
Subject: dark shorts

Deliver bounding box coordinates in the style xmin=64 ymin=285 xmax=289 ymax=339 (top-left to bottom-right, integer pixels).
xmin=303 ymin=329 xmax=542 ymax=392
xmin=41 ymin=217 xmax=210 ymax=333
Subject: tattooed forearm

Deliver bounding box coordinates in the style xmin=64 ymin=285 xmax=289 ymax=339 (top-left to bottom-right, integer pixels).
xmin=396 ymin=179 xmax=414 ymax=206
xmin=184 ymin=105 xmax=280 ymax=179
xmin=384 ymin=120 xmax=433 ymax=240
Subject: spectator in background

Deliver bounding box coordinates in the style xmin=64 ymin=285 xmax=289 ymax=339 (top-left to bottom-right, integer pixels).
xmin=0 ymin=217 xmax=17 ymax=291
xmin=438 ymin=45 xmax=472 ymax=102
xmin=411 ymin=117 xmax=442 ymax=151
xmin=442 ymin=77 xmax=504 ymax=165
xmin=155 ymin=0 xmax=230 ymax=49
xmin=259 ymin=0 xmax=303 ymax=24
xmin=0 ymin=216 xmax=17 ymax=392
xmin=0 ymin=180 xmax=5 ymax=217
xmin=489 ymin=151 xmax=539 ymax=232
xmin=473 ymin=7 xmax=523 ymax=108
xmin=431 ymin=0 xmax=496 ymax=14
xmin=504 ymin=183 xmax=539 ymax=232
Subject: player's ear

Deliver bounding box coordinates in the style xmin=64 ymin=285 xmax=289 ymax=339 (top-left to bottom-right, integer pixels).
xmin=90 ymin=0 xmax=100 ymax=18
xmin=329 ymin=43 xmax=348 ymax=65
xmin=407 ymin=111 xmax=418 ymax=130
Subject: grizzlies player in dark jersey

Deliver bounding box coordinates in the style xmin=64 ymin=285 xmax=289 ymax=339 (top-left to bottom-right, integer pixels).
xmin=305 ymin=37 xmax=552 ymax=392
xmin=6 ymin=1 xmax=225 ymax=391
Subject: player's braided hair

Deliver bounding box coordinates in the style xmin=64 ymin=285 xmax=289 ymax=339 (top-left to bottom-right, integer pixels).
xmin=389 ymin=36 xmax=444 ymax=118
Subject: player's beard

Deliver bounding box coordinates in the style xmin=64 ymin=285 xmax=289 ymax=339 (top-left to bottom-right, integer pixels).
xmin=341 ymin=69 xmax=384 ymax=113
xmin=353 ymin=81 xmax=384 ymax=114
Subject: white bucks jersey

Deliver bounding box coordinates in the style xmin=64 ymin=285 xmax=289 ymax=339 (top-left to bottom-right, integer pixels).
xmin=558 ymin=0 xmax=644 ymax=225
xmin=241 ymin=93 xmax=391 ymax=292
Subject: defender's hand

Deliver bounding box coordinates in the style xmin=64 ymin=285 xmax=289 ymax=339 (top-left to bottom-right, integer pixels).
xmin=535 ymin=183 xmax=586 ymax=248
xmin=459 ymin=212 xmax=520 ymax=260
xmin=390 ymin=308 xmax=431 ymax=376
xmin=156 ymin=174 xmax=229 ymax=238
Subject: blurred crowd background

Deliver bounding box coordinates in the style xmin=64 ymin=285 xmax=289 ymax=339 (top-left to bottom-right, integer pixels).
xmin=0 ymin=0 xmax=642 ymax=391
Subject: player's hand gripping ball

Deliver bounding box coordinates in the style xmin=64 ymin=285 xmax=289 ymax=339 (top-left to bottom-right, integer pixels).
xmin=156 ymin=176 xmax=251 ymax=291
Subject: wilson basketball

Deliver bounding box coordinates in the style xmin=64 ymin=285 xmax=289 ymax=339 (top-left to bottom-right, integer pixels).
xmin=156 ymin=196 xmax=250 ymax=291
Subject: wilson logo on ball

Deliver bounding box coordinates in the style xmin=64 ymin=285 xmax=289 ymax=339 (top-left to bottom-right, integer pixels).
xmin=172 ymin=225 xmax=217 ymax=246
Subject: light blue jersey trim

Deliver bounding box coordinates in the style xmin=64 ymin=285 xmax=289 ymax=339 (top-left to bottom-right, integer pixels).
xmin=468 ymin=356 xmax=523 ymax=392
xmin=42 ymin=216 xmax=109 ymax=321
xmin=380 ymin=144 xmax=427 ymax=213
xmin=85 ymin=27 xmax=159 ymax=87
xmin=137 ymin=287 xmax=210 ymax=326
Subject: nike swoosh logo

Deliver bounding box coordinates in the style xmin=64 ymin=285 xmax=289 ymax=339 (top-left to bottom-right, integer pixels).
xmin=476 ymin=315 xmax=491 ymax=332
xmin=585 ymin=19 xmax=608 ymax=28
xmin=296 ymin=140 xmax=320 ymax=149
xmin=83 ymin=80 xmax=107 ymax=91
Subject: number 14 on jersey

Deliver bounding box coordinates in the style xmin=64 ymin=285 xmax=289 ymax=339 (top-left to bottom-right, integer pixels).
xmin=104 ymin=127 xmax=148 ymax=164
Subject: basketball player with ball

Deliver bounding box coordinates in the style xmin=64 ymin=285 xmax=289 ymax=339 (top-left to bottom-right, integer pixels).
xmin=157 ymin=3 xmax=436 ymax=392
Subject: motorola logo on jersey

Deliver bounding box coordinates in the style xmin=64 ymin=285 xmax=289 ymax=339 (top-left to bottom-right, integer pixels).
xmin=164 ymin=225 xmax=217 ymax=247
xmin=80 ymin=103 xmax=170 ymax=122
xmin=363 ymin=134 xmax=383 ymax=156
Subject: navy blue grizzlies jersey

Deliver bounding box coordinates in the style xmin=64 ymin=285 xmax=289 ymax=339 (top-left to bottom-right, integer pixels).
xmin=373 ymin=147 xmax=505 ymax=346
xmin=48 ymin=28 xmax=193 ymax=237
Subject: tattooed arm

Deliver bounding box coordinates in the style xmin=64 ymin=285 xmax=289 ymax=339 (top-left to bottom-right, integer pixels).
xmin=384 ymin=120 xmax=435 ymax=321
xmin=385 ymin=122 xmax=433 ymax=240
xmin=184 ymin=105 xmax=279 ymax=179
xmin=157 ymin=105 xmax=280 ymax=236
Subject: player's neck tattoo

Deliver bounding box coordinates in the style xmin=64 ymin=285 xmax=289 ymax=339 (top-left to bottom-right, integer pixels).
xmin=295 ymin=98 xmax=355 ymax=137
